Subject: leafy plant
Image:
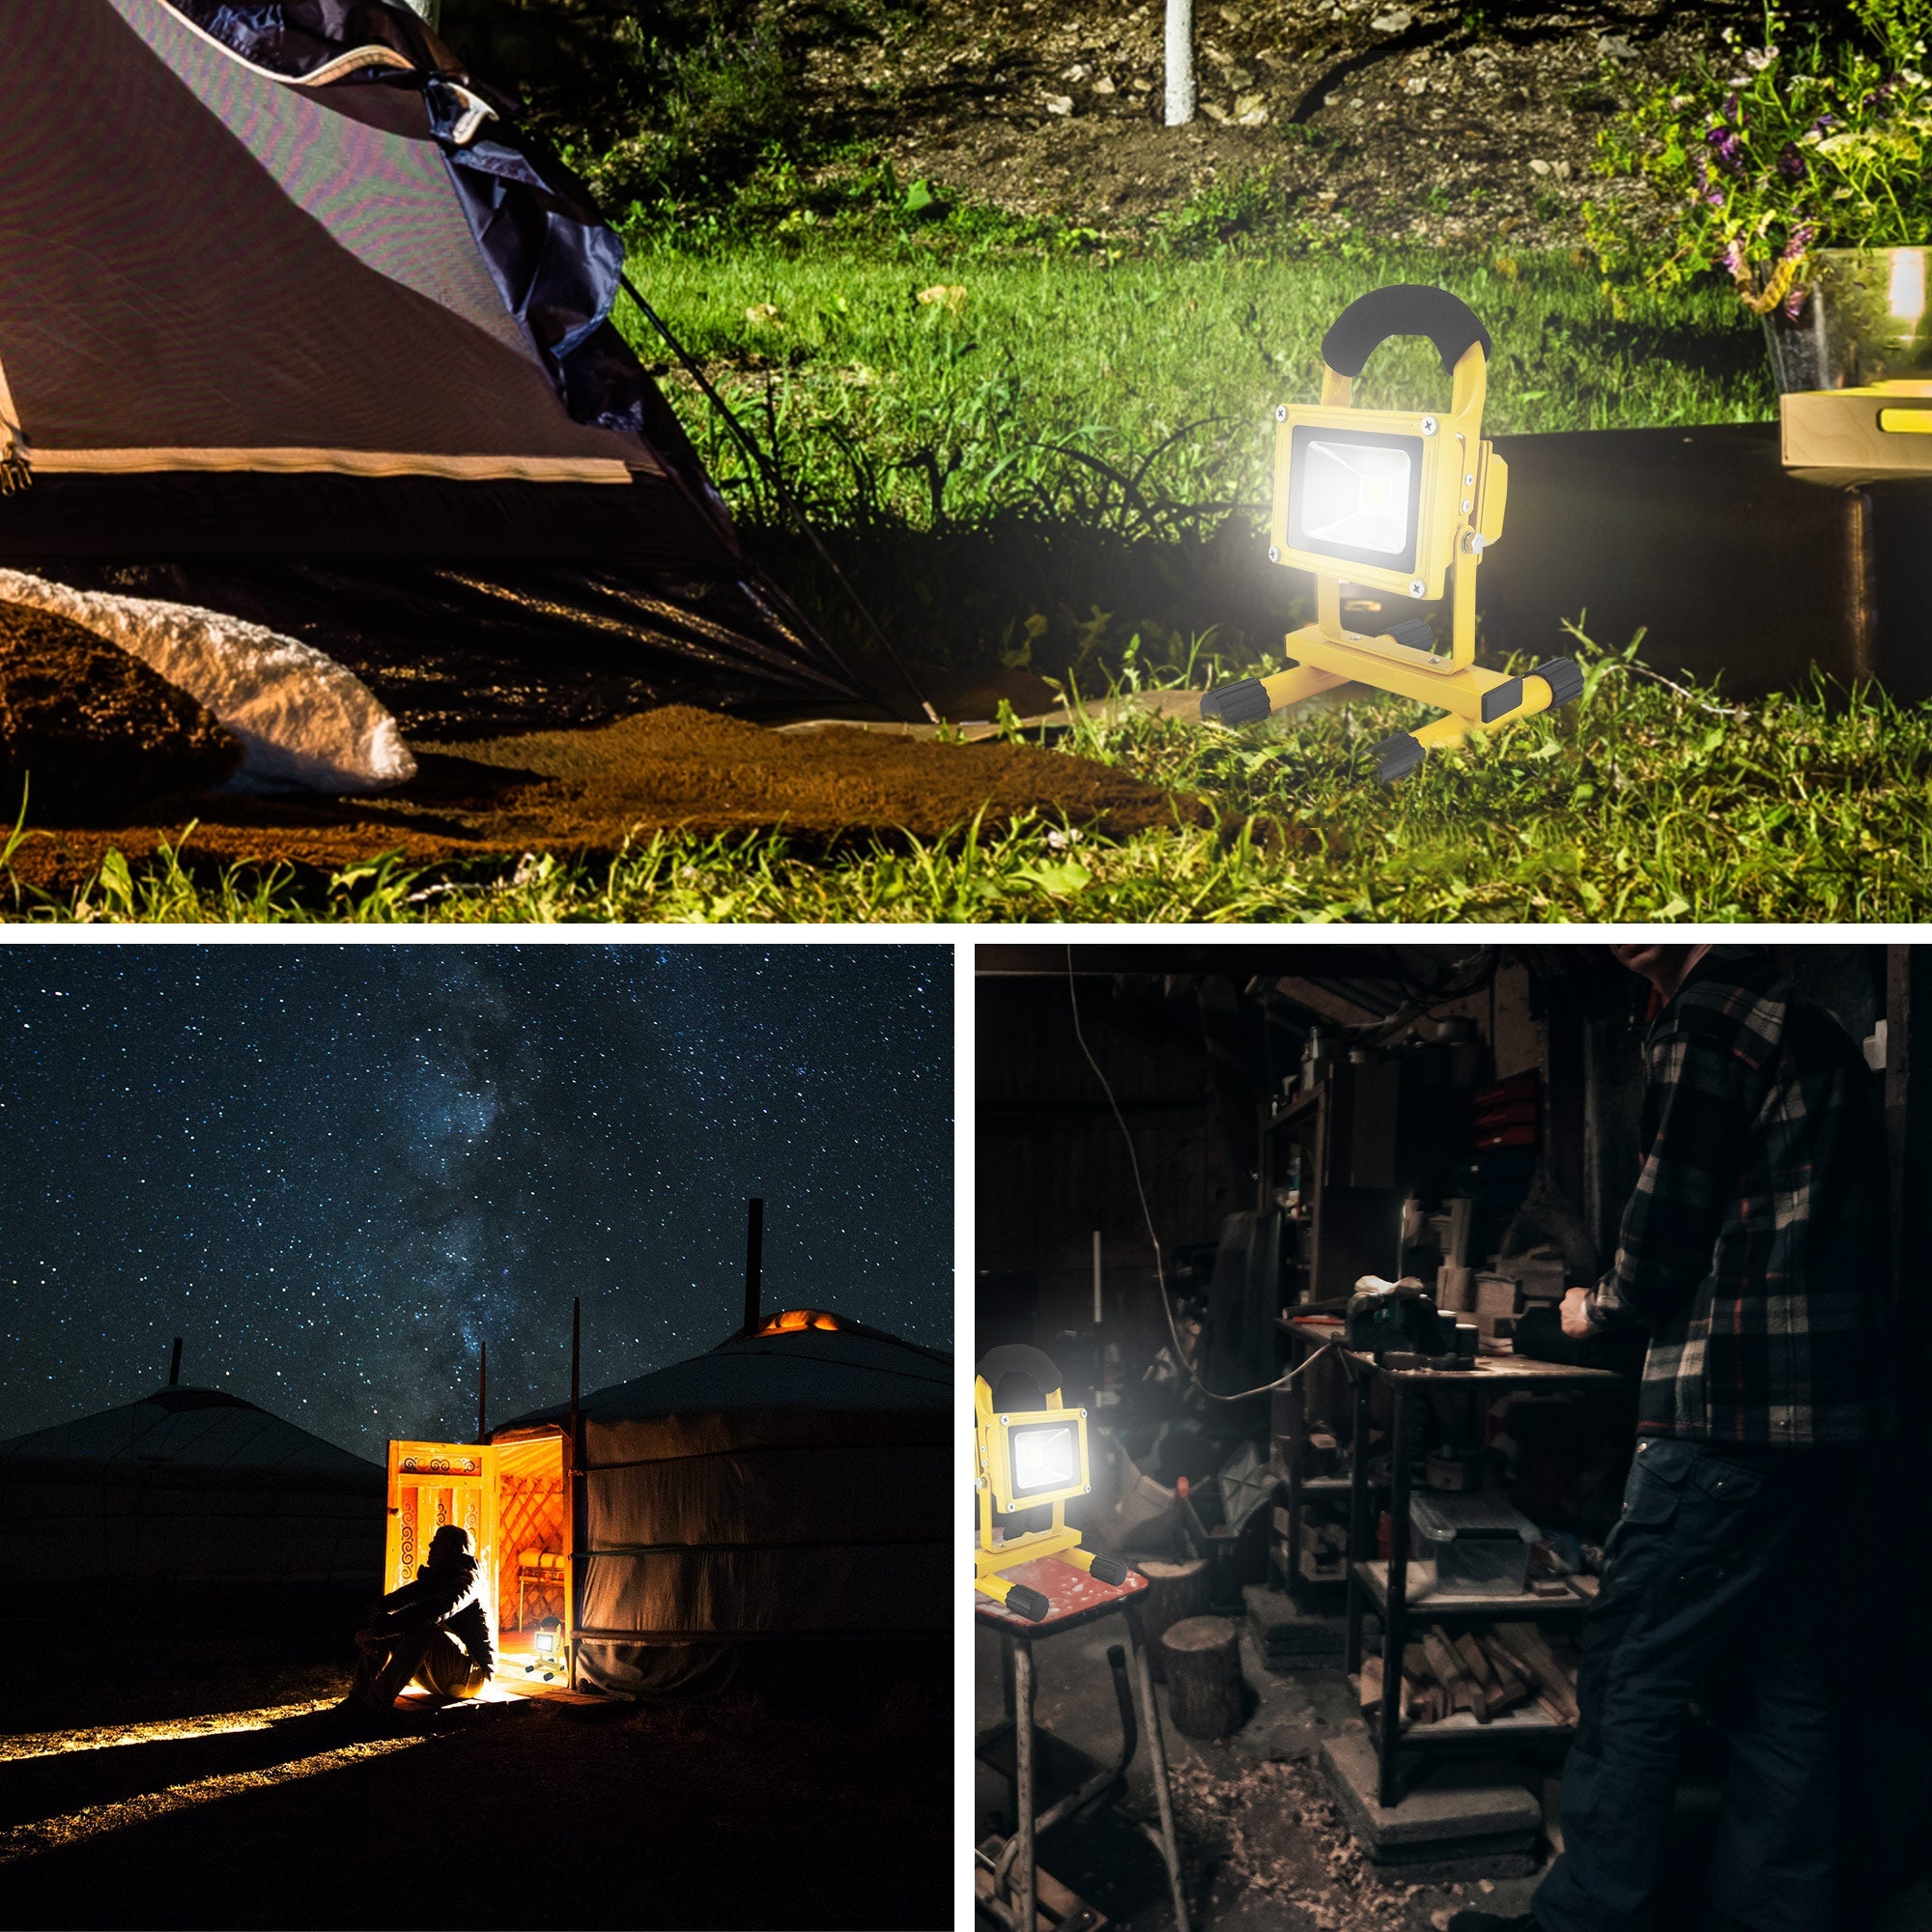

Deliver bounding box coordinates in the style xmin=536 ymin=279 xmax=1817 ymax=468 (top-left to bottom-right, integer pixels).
xmin=1586 ymin=0 xmax=1932 ymax=316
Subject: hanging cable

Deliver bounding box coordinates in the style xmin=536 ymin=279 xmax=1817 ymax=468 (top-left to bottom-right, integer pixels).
xmin=1065 ymin=948 xmax=1333 ymax=1405
xmin=616 ymin=271 xmax=938 ymax=725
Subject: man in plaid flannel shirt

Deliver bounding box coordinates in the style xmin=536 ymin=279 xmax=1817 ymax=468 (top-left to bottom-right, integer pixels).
xmin=1454 ymin=945 xmax=1890 ymax=1932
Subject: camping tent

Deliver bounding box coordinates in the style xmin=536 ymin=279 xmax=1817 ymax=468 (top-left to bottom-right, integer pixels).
xmin=0 ymin=0 xmax=872 ymax=727
xmin=0 ymin=1384 xmax=384 ymax=1599
xmin=494 ymin=1315 xmax=952 ymax=1695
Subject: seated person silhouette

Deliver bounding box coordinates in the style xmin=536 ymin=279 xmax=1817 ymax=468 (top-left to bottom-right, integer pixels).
xmin=348 ymin=1523 xmax=496 ymax=1713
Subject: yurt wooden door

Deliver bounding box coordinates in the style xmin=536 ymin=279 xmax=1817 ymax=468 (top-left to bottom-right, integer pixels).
xmin=384 ymin=1441 xmax=500 ymax=1651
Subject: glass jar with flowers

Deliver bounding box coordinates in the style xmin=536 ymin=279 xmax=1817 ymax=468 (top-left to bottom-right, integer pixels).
xmin=1585 ymin=1 xmax=1932 ymax=391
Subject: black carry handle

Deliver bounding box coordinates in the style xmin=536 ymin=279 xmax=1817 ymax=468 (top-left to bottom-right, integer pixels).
xmin=977 ymin=1344 xmax=1065 ymax=1406
xmin=1321 ymin=284 xmax=1492 ymax=380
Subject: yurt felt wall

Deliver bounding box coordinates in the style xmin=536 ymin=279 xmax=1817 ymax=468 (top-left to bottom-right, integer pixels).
xmin=498 ymin=1324 xmax=951 ymax=1695
xmin=0 ymin=1386 xmax=384 ymax=1604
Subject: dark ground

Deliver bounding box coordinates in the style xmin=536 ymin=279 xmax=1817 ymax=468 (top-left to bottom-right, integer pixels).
xmin=0 ymin=1616 xmax=951 ymax=1931
xmin=977 ymin=1606 xmax=1932 ymax=1932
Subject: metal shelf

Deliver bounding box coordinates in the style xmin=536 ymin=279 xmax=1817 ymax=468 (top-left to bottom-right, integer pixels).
xmin=1341 ymin=1343 xmax=1601 ymax=1807
xmin=1352 ymin=1560 xmax=1590 ymax=1625
xmin=1354 ymin=1691 xmax=1577 ymax=1750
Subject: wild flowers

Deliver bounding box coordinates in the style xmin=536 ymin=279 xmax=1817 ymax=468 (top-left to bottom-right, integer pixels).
xmin=1585 ymin=2 xmax=1932 ymax=317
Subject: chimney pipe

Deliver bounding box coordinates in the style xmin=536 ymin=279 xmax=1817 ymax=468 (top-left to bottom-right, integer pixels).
xmin=743 ymin=1198 xmax=764 ymax=1335
xmin=168 ymin=1337 xmax=183 ymax=1387
xmin=477 ymin=1340 xmax=488 ymax=1443
xmin=570 ymin=1297 xmax=581 ymax=1445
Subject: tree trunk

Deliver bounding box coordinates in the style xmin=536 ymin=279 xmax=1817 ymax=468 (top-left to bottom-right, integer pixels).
xmin=1135 ymin=1557 xmax=1210 ymax=1683
xmin=1162 ymin=1615 xmax=1248 ymax=1739
xmin=1165 ymin=0 xmax=1195 ymax=127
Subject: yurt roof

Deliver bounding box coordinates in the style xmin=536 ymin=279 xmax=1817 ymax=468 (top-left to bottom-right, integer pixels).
xmin=497 ymin=1320 xmax=952 ymax=1434
xmin=0 ymin=1386 xmax=382 ymax=1480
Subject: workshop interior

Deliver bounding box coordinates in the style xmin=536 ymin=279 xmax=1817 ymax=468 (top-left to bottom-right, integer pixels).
xmin=973 ymin=941 xmax=1931 ymax=1932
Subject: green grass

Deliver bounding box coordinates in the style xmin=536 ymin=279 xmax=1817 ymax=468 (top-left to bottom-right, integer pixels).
xmin=11 ymin=630 xmax=1932 ymax=923
xmin=622 ymin=234 xmax=1772 ymax=541
xmin=10 ymin=233 xmax=1894 ymax=924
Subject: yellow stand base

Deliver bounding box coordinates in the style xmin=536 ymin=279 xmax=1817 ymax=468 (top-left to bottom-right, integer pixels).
xmin=1212 ymin=623 xmax=1582 ymax=782
xmin=976 ymin=1531 xmax=1118 ymax=1618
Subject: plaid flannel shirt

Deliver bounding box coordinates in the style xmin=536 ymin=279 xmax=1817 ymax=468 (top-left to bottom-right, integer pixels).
xmin=1592 ymin=948 xmax=1890 ymax=1446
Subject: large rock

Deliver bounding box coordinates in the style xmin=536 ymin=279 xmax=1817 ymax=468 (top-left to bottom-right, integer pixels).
xmin=0 ymin=602 xmax=242 ymax=821
xmin=0 ymin=571 xmax=416 ymax=795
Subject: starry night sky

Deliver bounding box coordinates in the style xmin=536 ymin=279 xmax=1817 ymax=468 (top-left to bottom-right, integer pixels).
xmin=0 ymin=945 xmax=952 ymax=1463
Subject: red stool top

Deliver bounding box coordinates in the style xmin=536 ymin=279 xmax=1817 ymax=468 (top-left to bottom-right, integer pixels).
xmin=975 ymin=1554 xmax=1150 ymax=1634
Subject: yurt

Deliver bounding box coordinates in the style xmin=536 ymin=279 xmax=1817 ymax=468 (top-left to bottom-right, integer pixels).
xmin=477 ymin=1310 xmax=952 ymax=1696
xmin=0 ymin=1379 xmax=384 ymax=1605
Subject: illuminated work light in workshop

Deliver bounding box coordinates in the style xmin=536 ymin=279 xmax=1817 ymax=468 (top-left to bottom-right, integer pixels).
xmin=974 ymin=1346 xmax=1127 ymax=1622
xmin=1200 ymin=284 xmax=1585 ymax=782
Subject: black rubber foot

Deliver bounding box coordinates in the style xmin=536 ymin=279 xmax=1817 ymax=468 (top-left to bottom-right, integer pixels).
xmin=1481 ymin=675 xmax=1524 ymax=724
xmin=1372 ymin=732 xmax=1425 ymax=782
xmin=1088 ymin=1553 xmax=1129 ymax=1586
xmin=1199 ymin=677 xmax=1271 ymax=727
xmin=1529 ymin=658 xmax=1585 ymax=708
xmin=1005 ymin=1583 xmax=1050 ymax=1622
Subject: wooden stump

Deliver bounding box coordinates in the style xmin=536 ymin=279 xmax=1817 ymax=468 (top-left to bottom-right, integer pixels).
xmin=1134 ymin=1557 xmax=1209 ymax=1683
xmin=1161 ymin=1615 xmax=1249 ymax=1739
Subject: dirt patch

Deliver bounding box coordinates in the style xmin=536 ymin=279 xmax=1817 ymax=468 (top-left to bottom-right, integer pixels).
xmin=811 ymin=0 xmax=1726 ymax=251
xmin=0 ymin=602 xmax=240 ymax=822
xmin=2 ymin=704 xmax=1209 ymax=892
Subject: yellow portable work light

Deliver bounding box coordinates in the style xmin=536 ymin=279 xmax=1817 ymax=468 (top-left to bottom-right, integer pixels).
xmin=1201 ymin=284 xmax=1584 ymax=781
xmin=975 ymin=1346 xmax=1127 ymax=1622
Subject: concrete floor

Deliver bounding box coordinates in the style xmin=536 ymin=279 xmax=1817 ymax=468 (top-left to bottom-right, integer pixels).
xmin=975 ymin=1607 xmax=1544 ymax=1932
xmin=975 ymin=1607 xmax=1932 ymax=1932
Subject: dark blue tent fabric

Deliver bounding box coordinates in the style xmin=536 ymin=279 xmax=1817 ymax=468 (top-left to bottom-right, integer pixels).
xmin=166 ymin=0 xmax=662 ymax=447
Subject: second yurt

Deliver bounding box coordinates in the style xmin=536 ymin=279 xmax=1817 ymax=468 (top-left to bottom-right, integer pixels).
xmin=0 ymin=1377 xmax=384 ymax=1608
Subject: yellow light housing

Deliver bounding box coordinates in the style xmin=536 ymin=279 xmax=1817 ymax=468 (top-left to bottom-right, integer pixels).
xmin=973 ymin=1347 xmax=1127 ymax=1623
xmin=1201 ymin=283 xmax=1584 ymax=781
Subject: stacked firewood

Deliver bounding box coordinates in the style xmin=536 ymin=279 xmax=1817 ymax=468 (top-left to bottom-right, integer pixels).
xmin=1356 ymin=1621 xmax=1581 ymax=1728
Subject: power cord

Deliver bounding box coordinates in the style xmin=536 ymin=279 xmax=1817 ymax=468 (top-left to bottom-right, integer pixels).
xmin=1065 ymin=947 xmax=1334 ymax=1405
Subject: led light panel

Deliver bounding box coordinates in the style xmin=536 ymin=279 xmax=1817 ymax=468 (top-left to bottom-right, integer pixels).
xmin=1302 ymin=439 xmax=1411 ymax=554
xmin=1010 ymin=1421 xmax=1078 ymax=1497
xmin=1285 ymin=423 xmax=1425 ymax=576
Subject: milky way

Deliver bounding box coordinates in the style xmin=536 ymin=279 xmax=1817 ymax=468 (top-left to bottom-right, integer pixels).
xmin=0 ymin=945 xmax=952 ymax=1462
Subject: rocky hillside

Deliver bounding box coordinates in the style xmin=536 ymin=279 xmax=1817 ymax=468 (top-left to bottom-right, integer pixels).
xmin=803 ymin=0 xmax=1743 ymax=248
xmin=440 ymin=0 xmax=1761 ymax=251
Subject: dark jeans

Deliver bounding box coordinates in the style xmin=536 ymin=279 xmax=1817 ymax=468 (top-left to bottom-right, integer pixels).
xmin=351 ymin=1625 xmax=489 ymax=1711
xmin=1532 ymin=1436 xmax=1844 ymax=1932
